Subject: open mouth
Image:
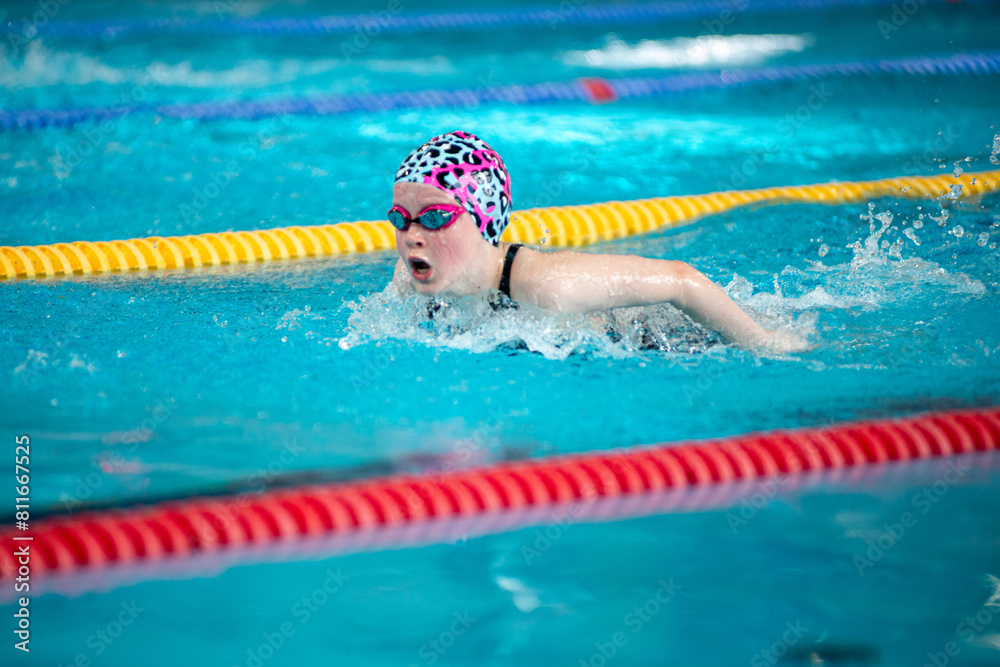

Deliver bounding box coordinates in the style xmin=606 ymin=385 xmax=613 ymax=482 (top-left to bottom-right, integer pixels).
xmin=409 ymin=257 xmax=432 ymax=280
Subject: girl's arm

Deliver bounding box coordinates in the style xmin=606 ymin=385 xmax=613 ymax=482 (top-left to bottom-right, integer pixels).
xmin=512 ymin=249 xmax=807 ymax=352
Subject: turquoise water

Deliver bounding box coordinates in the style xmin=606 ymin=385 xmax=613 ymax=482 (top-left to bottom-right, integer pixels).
xmin=2 ymin=0 xmax=1000 ymax=665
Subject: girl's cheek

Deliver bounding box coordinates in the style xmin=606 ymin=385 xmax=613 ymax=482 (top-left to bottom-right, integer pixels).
xmin=439 ymin=243 xmax=467 ymax=271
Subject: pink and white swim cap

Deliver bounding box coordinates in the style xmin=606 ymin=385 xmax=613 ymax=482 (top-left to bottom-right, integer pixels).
xmin=394 ymin=131 xmax=512 ymax=246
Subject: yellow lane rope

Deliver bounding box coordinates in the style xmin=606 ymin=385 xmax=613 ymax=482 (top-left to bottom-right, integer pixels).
xmin=3 ymin=169 xmax=998 ymax=280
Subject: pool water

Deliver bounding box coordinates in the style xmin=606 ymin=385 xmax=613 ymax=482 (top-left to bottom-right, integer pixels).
xmin=2 ymin=0 xmax=1000 ymax=665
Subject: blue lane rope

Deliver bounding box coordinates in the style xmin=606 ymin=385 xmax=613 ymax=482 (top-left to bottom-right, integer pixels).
xmin=3 ymin=50 xmax=999 ymax=131
xmin=20 ymin=0 xmax=1000 ymax=39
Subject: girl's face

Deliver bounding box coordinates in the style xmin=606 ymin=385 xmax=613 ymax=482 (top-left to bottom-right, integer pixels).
xmin=392 ymin=182 xmax=491 ymax=296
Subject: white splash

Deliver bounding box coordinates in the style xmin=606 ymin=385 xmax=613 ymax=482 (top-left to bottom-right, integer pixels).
xmin=337 ymin=284 xmax=728 ymax=360
xmin=68 ymin=353 xmax=99 ymax=374
xmin=730 ymin=204 xmax=985 ymax=315
xmin=986 ymin=574 xmax=1000 ymax=608
xmin=366 ymin=56 xmax=454 ymax=76
xmin=561 ymin=33 xmax=813 ymax=70
xmin=0 ymin=40 xmax=342 ymax=89
xmin=339 ymin=286 xmax=627 ymax=360
xmin=13 ymin=350 xmax=49 ymax=375
xmin=495 ymin=576 xmax=541 ymax=613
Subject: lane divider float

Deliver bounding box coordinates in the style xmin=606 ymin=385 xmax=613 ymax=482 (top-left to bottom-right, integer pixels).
xmin=2 ymin=169 xmax=998 ymax=280
xmin=0 ymin=406 xmax=997 ymax=586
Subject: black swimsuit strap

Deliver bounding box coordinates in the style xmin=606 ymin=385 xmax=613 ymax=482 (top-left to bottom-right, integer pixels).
xmin=498 ymin=243 xmax=523 ymax=298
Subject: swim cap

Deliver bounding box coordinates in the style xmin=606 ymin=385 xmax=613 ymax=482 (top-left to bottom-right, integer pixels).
xmin=394 ymin=131 xmax=512 ymax=246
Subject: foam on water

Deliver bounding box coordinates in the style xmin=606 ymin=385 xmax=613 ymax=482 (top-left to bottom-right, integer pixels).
xmin=338 ymin=286 xmax=640 ymax=360
xmin=0 ymin=40 xmax=345 ymax=89
xmin=561 ymin=33 xmax=813 ymax=70
xmin=365 ymin=56 xmax=454 ymax=76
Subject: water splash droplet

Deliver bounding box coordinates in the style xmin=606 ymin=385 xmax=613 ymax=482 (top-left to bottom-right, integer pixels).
xmin=849 ymin=208 xmax=894 ymax=269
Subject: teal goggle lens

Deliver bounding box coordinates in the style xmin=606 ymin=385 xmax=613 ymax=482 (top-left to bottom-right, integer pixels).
xmin=388 ymin=205 xmax=462 ymax=231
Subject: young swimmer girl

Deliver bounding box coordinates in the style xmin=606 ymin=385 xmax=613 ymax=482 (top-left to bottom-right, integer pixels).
xmin=390 ymin=131 xmax=806 ymax=353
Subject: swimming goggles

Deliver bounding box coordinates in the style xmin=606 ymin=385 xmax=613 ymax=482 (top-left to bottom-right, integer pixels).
xmin=387 ymin=203 xmax=465 ymax=231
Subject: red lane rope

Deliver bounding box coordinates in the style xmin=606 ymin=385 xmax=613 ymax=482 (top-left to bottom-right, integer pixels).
xmin=3 ymin=407 xmax=998 ymax=582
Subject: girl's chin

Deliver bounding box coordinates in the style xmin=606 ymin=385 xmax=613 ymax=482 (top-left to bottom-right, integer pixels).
xmin=411 ymin=277 xmax=479 ymax=298
xmin=411 ymin=279 xmax=444 ymax=295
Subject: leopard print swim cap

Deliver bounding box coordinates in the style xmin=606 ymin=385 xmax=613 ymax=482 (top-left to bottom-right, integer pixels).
xmin=394 ymin=131 xmax=512 ymax=246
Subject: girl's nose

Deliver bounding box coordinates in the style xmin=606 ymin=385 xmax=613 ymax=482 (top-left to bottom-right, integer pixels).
xmin=404 ymin=223 xmax=427 ymax=247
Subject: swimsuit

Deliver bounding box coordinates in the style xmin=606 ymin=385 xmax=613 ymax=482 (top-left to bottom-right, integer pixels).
xmin=498 ymin=243 xmax=522 ymax=299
